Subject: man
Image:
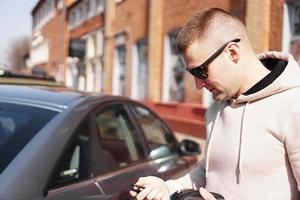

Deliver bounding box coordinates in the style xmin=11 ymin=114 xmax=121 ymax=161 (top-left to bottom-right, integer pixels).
xmin=130 ymin=7 xmax=300 ymax=200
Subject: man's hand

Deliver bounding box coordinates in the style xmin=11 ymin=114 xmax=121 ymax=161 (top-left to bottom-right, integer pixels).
xmin=129 ymin=176 xmax=170 ymax=200
xmin=199 ymin=187 xmax=216 ymax=200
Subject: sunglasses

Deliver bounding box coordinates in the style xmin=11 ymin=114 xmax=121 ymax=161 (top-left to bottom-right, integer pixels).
xmin=187 ymin=38 xmax=241 ymax=79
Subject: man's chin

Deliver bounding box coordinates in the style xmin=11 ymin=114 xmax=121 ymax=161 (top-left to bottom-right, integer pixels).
xmin=212 ymin=94 xmax=227 ymax=101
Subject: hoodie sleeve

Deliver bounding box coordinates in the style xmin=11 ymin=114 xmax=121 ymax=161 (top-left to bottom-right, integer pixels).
xmin=284 ymin=109 xmax=300 ymax=191
xmin=165 ymin=159 xmax=206 ymax=194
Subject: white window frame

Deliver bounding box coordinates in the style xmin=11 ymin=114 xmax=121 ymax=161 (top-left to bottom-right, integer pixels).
xmin=162 ymin=31 xmax=185 ymax=102
xmin=131 ymin=44 xmax=139 ymax=99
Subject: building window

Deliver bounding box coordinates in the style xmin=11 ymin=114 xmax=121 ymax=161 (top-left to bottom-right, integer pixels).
xmin=32 ymin=0 xmax=55 ymax=31
xmin=136 ymin=38 xmax=148 ymax=99
xmin=113 ymin=44 xmax=126 ymax=95
xmin=113 ymin=34 xmax=126 ymax=95
xmin=169 ymin=31 xmax=185 ymax=102
xmin=96 ymin=0 xmax=104 ymax=13
xmin=30 ymin=41 xmax=49 ymax=67
xmin=68 ymin=0 xmax=104 ymax=30
xmin=288 ymin=1 xmax=300 ymax=36
xmin=57 ymin=0 xmax=64 ymax=10
xmin=283 ymin=1 xmax=300 ymax=63
xmin=78 ymin=30 xmax=104 ymax=92
xmin=69 ymin=11 xmax=76 ymax=28
xmin=163 ymin=30 xmax=185 ymax=102
xmin=291 ymin=6 xmax=300 ymax=35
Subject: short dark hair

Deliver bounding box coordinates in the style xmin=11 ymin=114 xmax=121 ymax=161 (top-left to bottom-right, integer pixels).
xmin=176 ymin=8 xmax=240 ymax=53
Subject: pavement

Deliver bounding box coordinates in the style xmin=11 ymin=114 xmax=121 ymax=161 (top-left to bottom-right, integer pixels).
xmin=175 ymin=132 xmax=206 ymax=160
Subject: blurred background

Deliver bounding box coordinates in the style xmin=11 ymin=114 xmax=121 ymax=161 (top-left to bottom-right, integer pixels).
xmin=0 ymin=0 xmax=299 ymax=141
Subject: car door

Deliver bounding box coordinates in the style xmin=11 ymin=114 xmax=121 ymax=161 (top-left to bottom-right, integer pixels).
xmin=90 ymin=103 xmax=160 ymax=200
xmin=128 ymin=104 xmax=193 ymax=180
xmin=45 ymin=118 xmax=106 ymax=200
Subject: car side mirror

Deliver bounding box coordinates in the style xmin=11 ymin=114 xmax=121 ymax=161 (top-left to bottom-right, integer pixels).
xmin=179 ymin=139 xmax=201 ymax=156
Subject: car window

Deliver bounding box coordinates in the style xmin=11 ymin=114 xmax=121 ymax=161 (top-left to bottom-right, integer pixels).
xmin=49 ymin=120 xmax=90 ymax=188
xmin=130 ymin=105 xmax=177 ymax=159
xmin=95 ymin=105 xmax=144 ymax=172
xmin=0 ymin=102 xmax=58 ymax=174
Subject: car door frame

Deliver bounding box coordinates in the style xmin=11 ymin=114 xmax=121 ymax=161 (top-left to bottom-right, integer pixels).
xmin=88 ymin=99 xmax=162 ymax=200
xmin=125 ymin=102 xmax=193 ymax=180
xmin=44 ymin=115 xmax=108 ymax=200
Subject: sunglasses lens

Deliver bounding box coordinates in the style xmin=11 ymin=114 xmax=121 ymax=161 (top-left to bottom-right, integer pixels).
xmin=200 ymin=73 xmax=208 ymax=79
xmin=190 ymin=69 xmax=207 ymax=80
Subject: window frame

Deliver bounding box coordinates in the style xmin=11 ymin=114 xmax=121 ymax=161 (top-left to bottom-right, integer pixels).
xmin=288 ymin=1 xmax=300 ymax=38
xmin=46 ymin=117 xmax=92 ymax=190
xmin=88 ymin=101 xmax=148 ymax=176
xmin=126 ymin=102 xmax=179 ymax=159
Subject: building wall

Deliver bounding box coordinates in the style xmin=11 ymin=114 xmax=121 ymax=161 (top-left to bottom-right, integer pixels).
xmin=245 ymin=0 xmax=284 ymax=53
xmin=69 ymin=14 xmax=104 ymax=39
xmin=32 ymin=1 xmax=66 ymax=82
xmin=31 ymin=0 xmax=68 ymax=82
xmin=115 ymin=1 xmax=148 ymax=43
xmin=269 ymin=0 xmax=284 ymax=51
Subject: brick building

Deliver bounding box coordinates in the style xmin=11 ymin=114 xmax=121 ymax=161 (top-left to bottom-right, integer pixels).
xmin=29 ymin=0 xmax=298 ymax=138
xmin=29 ymin=0 xmax=70 ymax=81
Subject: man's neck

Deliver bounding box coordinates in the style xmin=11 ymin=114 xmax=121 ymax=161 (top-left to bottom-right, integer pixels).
xmin=239 ymin=56 xmax=271 ymax=95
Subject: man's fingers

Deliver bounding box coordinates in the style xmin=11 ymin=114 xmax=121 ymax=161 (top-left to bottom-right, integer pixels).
xmin=135 ymin=177 xmax=147 ymax=187
xmin=130 ymin=176 xmax=169 ymax=200
xmin=136 ymin=187 xmax=152 ymax=200
xmin=155 ymin=191 xmax=164 ymax=200
xmin=162 ymin=192 xmax=170 ymax=200
xmin=147 ymin=189 xmax=160 ymax=200
xmin=136 ymin=176 xmax=155 ymax=187
xmin=129 ymin=190 xmax=137 ymax=197
xmin=199 ymin=187 xmax=216 ymax=200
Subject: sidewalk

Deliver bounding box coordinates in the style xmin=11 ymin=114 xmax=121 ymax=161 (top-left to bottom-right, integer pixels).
xmin=175 ymin=132 xmax=206 ymax=160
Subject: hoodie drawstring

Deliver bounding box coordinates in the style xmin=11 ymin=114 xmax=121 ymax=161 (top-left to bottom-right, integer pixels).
xmin=205 ymin=101 xmax=250 ymax=184
xmin=236 ymin=101 xmax=249 ymax=184
xmin=205 ymin=102 xmax=222 ymax=178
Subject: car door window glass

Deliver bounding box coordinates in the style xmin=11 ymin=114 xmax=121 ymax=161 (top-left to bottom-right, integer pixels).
xmin=49 ymin=121 xmax=90 ymax=188
xmin=95 ymin=106 xmax=143 ymax=171
xmin=131 ymin=106 xmax=176 ymax=159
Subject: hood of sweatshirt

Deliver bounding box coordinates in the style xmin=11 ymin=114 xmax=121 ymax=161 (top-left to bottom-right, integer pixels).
xmin=233 ymin=51 xmax=300 ymax=104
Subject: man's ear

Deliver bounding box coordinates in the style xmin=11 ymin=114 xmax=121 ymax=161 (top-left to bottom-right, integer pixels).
xmin=227 ymin=43 xmax=240 ymax=63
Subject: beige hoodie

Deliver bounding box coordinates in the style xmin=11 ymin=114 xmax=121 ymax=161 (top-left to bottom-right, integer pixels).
xmin=166 ymin=51 xmax=300 ymax=200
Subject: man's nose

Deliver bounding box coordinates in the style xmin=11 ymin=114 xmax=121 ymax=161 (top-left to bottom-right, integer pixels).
xmin=194 ymin=77 xmax=206 ymax=90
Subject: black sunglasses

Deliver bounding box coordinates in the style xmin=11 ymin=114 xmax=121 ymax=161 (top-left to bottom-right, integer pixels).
xmin=187 ymin=38 xmax=241 ymax=79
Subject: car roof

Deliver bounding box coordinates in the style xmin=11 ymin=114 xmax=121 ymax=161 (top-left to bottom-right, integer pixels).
xmin=0 ymin=84 xmax=134 ymax=111
xmin=0 ymin=84 xmax=90 ymax=108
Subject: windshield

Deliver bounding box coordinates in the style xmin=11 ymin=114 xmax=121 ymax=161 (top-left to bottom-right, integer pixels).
xmin=0 ymin=102 xmax=58 ymax=174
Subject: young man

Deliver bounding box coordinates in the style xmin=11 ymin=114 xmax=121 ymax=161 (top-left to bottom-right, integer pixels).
xmin=130 ymin=8 xmax=300 ymax=200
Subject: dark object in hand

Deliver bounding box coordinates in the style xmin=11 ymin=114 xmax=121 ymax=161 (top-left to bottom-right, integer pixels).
xmin=130 ymin=184 xmax=145 ymax=194
xmin=170 ymin=189 xmax=225 ymax=200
